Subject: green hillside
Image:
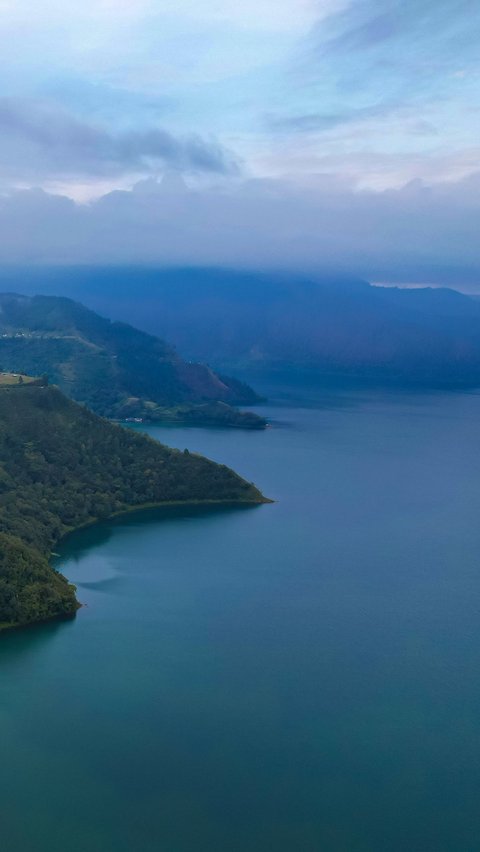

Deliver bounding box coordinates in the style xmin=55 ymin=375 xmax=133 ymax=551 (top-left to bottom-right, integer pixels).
xmin=0 ymin=383 xmax=267 ymax=631
xmin=0 ymin=293 xmax=266 ymax=428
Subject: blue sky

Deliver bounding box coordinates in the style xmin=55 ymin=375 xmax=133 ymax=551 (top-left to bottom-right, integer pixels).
xmin=0 ymin=0 xmax=479 ymax=284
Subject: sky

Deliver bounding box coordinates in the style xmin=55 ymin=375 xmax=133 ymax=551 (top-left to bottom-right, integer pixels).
xmin=0 ymin=0 xmax=479 ymax=287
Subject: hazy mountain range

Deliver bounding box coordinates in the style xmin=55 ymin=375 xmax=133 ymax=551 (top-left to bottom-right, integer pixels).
xmin=3 ymin=267 xmax=480 ymax=388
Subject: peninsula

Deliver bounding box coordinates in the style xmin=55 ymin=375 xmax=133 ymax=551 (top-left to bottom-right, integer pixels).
xmin=0 ymin=380 xmax=268 ymax=632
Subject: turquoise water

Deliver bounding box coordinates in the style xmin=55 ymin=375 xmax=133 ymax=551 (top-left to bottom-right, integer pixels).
xmin=3 ymin=386 xmax=480 ymax=851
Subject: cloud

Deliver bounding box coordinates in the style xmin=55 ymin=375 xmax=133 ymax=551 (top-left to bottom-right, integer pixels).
xmin=0 ymin=172 xmax=479 ymax=287
xmin=269 ymin=101 xmax=399 ymax=133
xmin=0 ymin=0 xmax=476 ymax=197
xmin=0 ymin=0 xmax=477 ymax=226
xmin=267 ymin=0 xmax=480 ymax=166
xmin=313 ymin=0 xmax=478 ymax=61
xmin=321 ymin=9 xmax=399 ymax=52
xmin=0 ymin=98 xmax=238 ymax=184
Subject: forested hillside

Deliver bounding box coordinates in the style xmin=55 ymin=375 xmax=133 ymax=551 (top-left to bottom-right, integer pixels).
xmin=0 ymin=384 xmax=266 ymax=631
xmin=0 ymin=293 xmax=266 ymax=428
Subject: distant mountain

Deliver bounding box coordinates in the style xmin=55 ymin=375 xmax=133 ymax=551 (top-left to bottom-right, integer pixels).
xmin=0 ymin=293 xmax=266 ymax=428
xmin=0 ymin=382 xmax=267 ymax=631
xmin=3 ymin=267 xmax=480 ymax=387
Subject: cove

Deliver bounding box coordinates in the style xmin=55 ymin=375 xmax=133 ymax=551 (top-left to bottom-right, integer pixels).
xmin=2 ymin=383 xmax=480 ymax=851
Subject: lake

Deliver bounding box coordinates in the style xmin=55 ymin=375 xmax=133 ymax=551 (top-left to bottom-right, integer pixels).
xmin=2 ymin=384 xmax=480 ymax=851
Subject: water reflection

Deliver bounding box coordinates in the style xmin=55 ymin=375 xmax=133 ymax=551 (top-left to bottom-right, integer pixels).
xmin=55 ymin=502 xmax=259 ymax=564
xmin=0 ymin=615 xmax=77 ymax=668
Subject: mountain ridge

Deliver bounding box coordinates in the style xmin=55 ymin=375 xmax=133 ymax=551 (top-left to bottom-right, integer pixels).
xmin=8 ymin=267 xmax=480 ymax=387
xmin=0 ymin=292 xmax=266 ymax=428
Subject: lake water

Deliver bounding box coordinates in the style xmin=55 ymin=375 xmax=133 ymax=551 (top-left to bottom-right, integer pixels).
xmin=2 ymin=385 xmax=480 ymax=851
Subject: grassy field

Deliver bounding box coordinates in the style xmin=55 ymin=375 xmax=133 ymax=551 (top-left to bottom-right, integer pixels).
xmin=0 ymin=373 xmax=35 ymax=386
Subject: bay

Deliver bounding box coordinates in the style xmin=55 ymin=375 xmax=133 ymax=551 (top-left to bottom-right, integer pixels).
xmin=2 ymin=384 xmax=480 ymax=851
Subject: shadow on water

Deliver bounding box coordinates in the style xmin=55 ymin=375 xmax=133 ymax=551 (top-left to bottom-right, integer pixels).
xmin=0 ymin=615 xmax=77 ymax=665
xmin=54 ymin=501 xmax=260 ymax=564
xmin=4 ymin=502 xmax=261 ymax=659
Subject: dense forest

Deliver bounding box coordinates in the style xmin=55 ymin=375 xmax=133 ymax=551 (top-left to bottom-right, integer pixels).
xmin=0 ymin=293 xmax=266 ymax=428
xmin=0 ymin=384 xmax=267 ymax=631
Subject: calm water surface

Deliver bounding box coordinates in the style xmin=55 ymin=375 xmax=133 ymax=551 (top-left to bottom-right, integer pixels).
xmin=2 ymin=385 xmax=480 ymax=851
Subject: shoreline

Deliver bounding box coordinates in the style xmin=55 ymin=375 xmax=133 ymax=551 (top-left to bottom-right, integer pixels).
xmin=116 ymin=415 xmax=268 ymax=431
xmin=55 ymin=493 xmax=273 ymax=551
xmin=0 ymin=494 xmax=273 ymax=635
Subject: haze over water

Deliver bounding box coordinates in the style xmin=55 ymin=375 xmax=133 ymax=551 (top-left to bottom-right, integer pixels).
xmin=2 ymin=383 xmax=480 ymax=851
